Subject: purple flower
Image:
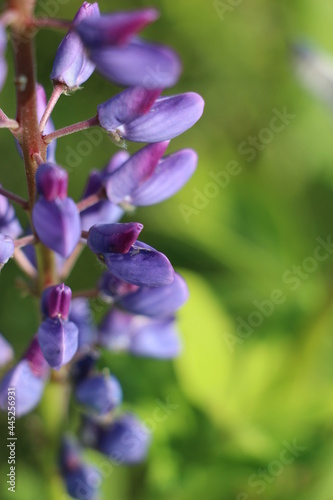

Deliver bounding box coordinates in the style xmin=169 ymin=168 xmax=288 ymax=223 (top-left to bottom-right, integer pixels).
xmin=86 ymin=223 xmax=174 ymax=287
xmin=41 ymin=283 xmax=72 ymax=319
xmin=119 ymin=273 xmax=188 ymax=317
xmin=69 ymin=299 xmax=97 ymax=350
xmin=0 ymin=333 xmax=14 ymax=367
xmin=0 ymin=234 xmax=14 ymax=268
xmin=99 ymin=309 xmax=181 ymax=359
xmin=95 ymin=413 xmax=151 ymax=464
xmin=0 ymin=336 xmax=49 ymax=417
xmin=33 ymin=163 xmax=81 ymax=258
xmin=75 ymin=8 xmax=181 ymax=88
xmin=36 ymin=162 xmax=68 ymax=201
xmin=105 ymin=147 xmax=197 ymax=207
xmin=75 ymin=373 xmax=122 ymax=415
xmin=104 ymin=241 xmax=175 ymax=287
xmin=60 ymin=435 xmax=100 ymax=500
xmin=103 ymin=141 xmax=169 ymax=205
xmin=0 ymin=193 xmax=22 ymax=239
xmin=51 ymin=2 xmax=100 ymax=90
xmin=87 ymin=222 xmax=143 ymax=254
xmin=38 ymin=318 xmax=79 ymax=370
xmin=98 ymin=88 xmax=204 ymax=143
xmin=76 ymin=8 xmax=158 ymax=48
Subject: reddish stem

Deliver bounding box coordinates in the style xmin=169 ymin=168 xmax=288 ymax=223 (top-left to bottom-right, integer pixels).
xmin=39 ymin=83 xmax=65 ymax=133
xmin=0 ymin=185 xmax=29 ymax=209
xmin=43 ymin=116 xmax=100 ymax=144
xmin=77 ymin=190 xmax=105 ymax=213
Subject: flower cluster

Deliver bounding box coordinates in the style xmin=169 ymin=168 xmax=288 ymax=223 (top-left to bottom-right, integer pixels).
xmin=0 ymin=2 xmax=203 ymax=499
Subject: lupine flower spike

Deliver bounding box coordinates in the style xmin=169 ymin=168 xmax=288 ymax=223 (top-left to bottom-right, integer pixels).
xmin=0 ymin=1 xmax=203 ymax=498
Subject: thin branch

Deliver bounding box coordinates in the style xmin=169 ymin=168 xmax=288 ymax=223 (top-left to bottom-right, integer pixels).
xmin=32 ymin=18 xmax=72 ymax=30
xmin=13 ymin=248 xmax=37 ymax=279
xmin=32 ymin=152 xmax=44 ymax=166
xmin=77 ymin=190 xmax=105 ymax=213
xmin=39 ymin=84 xmax=65 ymax=133
xmin=43 ymin=116 xmax=100 ymax=144
xmin=0 ymin=109 xmax=19 ymax=131
xmin=14 ymin=234 xmax=37 ymax=249
xmin=0 ymin=185 xmax=29 ymax=209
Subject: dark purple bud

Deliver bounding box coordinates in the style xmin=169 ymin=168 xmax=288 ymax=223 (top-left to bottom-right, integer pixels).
xmin=51 ymin=2 xmax=100 ymax=90
xmin=130 ymin=149 xmax=198 ymax=206
xmin=36 ymin=163 xmax=68 ymax=200
xmin=37 ymin=85 xmax=57 ymax=161
xmin=104 ymin=141 xmax=169 ymax=204
xmin=76 ymin=8 xmax=158 ymax=48
xmin=0 ymin=194 xmax=22 ymax=239
xmin=119 ymin=273 xmax=188 ymax=317
xmin=119 ymin=92 xmax=205 ymax=143
xmin=89 ymin=39 xmax=181 ymax=88
xmin=104 ymin=241 xmax=174 ymax=287
xmin=97 ymin=86 xmax=161 ymax=132
xmin=98 ymin=273 xmax=139 ymax=299
xmin=38 ymin=317 xmax=79 ymax=370
xmin=69 ymin=299 xmax=97 ymax=350
xmin=32 ymin=197 xmax=81 ymax=258
xmin=87 ymin=222 xmax=143 ymax=254
xmin=60 ymin=435 xmax=101 ymax=500
xmin=99 ymin=309 xmax=181 ymax=359
xmin=0 ymin=336 xmax=49 ymax=417
xmin=42 ymin=283 xmax=72 ymax=320
xmin=97 ymin=413 xmax=151 ymax=464
xmin=75 ymin=373 xmax=122 ymax=415
xmin=0 ymin=234 xmax=14 ymax=268
xmin=70 ymin=352 xmax=99 ymax=384
xmin=0 ymin=333 xmax=14 ymax=367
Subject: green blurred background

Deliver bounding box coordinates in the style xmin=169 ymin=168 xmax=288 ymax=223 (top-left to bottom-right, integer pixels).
xmin=2 ymin=0 xmax=333 ymax=499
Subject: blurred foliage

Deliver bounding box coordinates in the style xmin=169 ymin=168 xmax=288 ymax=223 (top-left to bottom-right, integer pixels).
xmin=2 ymin=0 xmax=333 ymax=499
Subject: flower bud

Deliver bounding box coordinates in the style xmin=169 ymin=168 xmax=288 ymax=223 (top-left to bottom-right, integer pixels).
xmin=51 ymin=2 xmax=100 ymax=90
xmin=0 ymin=234 xmax=14 ymax=268
xmin=36 ymin=163 xmax=68 ymax=201
xmin=59 ymin=435 xmax=101 ymax=500
xmin=104 ymin=241 xmax=174 ymax=287
xmin=32 ymin=197 xmax=81 ymax=258
xmin=42 ymin=283 xmax=72 ymax=320
xmin=104 ymin=141 xmax=169 ymax=205
xmin=96 ymin=413 xmax=151 ymax=464
xmin=38 ymin=317 xmax=79 ymax=370
xmin=75 ymin=373 xmax=122 ymax=415
xmin=119 ymin=273 xmax=188 ymax=317
xmin=87 ymin=222 xmax=143 ymax=254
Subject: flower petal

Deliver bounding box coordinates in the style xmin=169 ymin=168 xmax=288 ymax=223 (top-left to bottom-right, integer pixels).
xmin=32 ymin=198 xmax=81 ymax=258
xmin=87 ymin=222 xmax=143 ymax=254
xmin=90 ymin=39 xmax=181 ymax=88
xmin=131 ymin=149 xmax=197 ymax=206
xmin=105 ymin=142 xmax=169 ymax=204
xmin=105 ymin=241 xmax=174 ymax=287
xmin=119 ymin=272 xmax=188 ymax=317
xmin=75 ymin=373 xmax=122 ymax=415
xmin=38 ymin=318 xmax=79 ymax=370
xmin=120 ymin=92 xmax=204 ymax=143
